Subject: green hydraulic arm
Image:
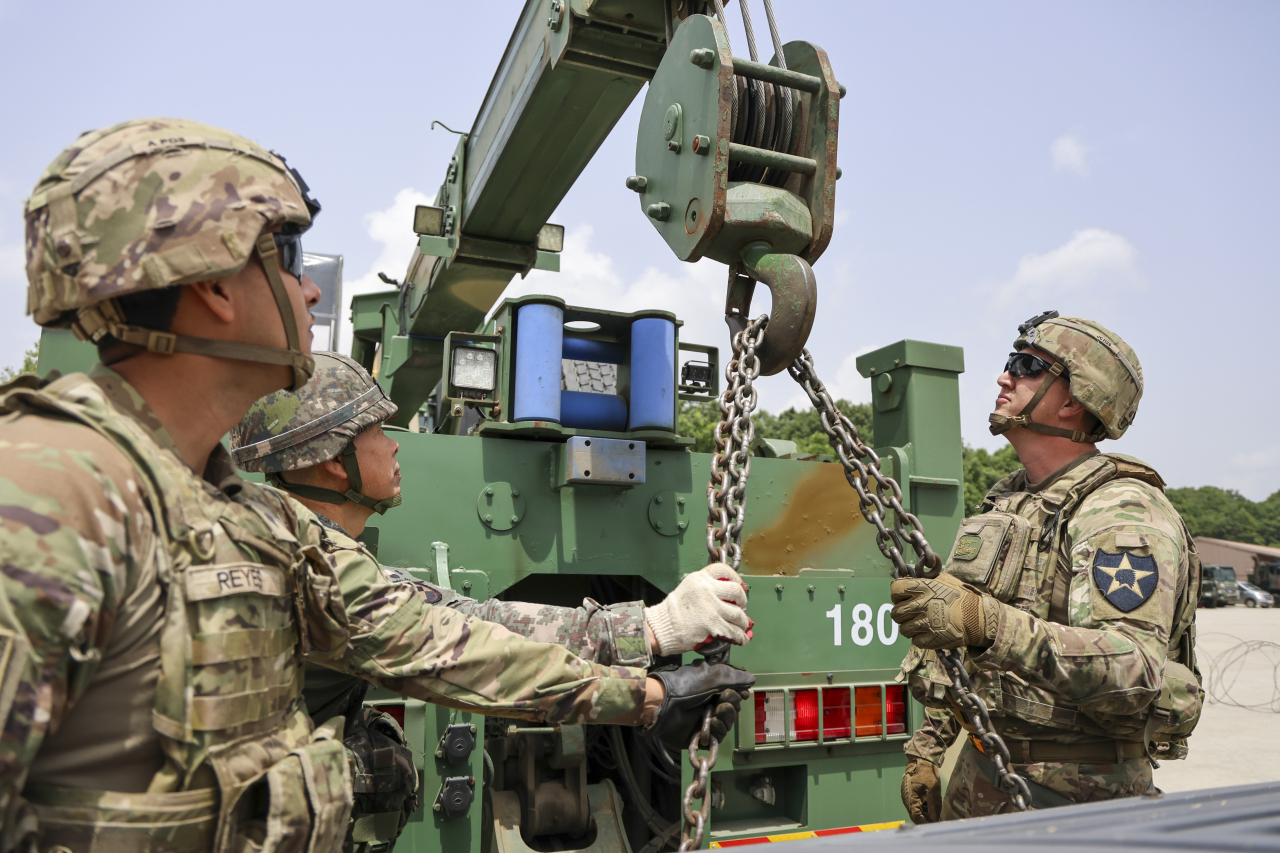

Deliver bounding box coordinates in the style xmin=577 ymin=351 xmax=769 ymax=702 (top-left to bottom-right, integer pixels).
xmin=356 ymin=0 xmax=672 ymax=426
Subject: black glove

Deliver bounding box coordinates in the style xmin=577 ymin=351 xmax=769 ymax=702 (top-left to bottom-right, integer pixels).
xmin=641 ymin=659 xmax=755 ymax=751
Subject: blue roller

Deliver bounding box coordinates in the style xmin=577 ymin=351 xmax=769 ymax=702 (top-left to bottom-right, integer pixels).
xmin=628 ymin=317 xmax=676 ymax=430
xmin=513 ymin=303 xmax=564 ymax=422
xmin=562 ymin=336 xmax=627 ymax=364
xmin=561 ymin=391 xmax=628 ymax=431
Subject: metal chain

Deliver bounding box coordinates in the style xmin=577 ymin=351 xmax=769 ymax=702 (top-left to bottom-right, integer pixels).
xmin=705 ymin=316 xmax=767 ymax=570
xmin=787 ymin=348 xmax=1032 ymax=812
xmin=678 ymin=708 xmax=718 ymax=852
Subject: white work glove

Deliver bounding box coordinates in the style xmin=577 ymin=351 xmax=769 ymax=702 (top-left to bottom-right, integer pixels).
xmin=644 ymin=563 xmax=752 ymax=656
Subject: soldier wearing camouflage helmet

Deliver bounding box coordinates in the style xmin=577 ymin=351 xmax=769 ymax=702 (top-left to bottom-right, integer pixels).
xmin=232 ymin=352 xmax=758 ymax=852
xmin=892 ymin=311 xmax=1201 ymax=821
xmin=0 ymin=118 xmax=753 ymax=853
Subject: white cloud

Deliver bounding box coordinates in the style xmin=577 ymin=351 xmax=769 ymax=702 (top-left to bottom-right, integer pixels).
xmin=1223 ymin=445 xmax=1280 ymax=501
xmin=504 ymin=223 xmax=727 ymax=356
xmin=985 ymin=228 xmax=1145 ymax=307
xmin=337 ymin=188 xmax=434 ymax=352
xmin=1051 ymin=132 xmax=1091 ymax=177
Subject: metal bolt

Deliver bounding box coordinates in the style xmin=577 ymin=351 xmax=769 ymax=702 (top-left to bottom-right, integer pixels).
xmin=655 ymin=496 xmax=662 ymax=504
xmin=511 ymin=488 xmax=520 ymax=497
xmin=838 ymin=584 xmax=846 ymax=594
xmin=646 ymin=202 xmax=671 ymax=221
xmin=510 ymin=515 xmax=519 ymax=523
xmin=655 ymin=522 xmax=663 ymax=529
xmin=485 ymin=514 xmax=493 ymax=522
xmin=677 ymin=497 xmax=685 ymax=506
xmin=838 ymin=82 xmax=848 ymax=98
xmin=827 ymin=673 xmax=834 ymax=684
xmin=689 ymin=48 xmax=715 ymax=69
xmin=807 ymin=584 xmax=815 ymax=593
xmin=485 ymin=487 xmax=494 ymax=496
xmin=433 ymin=803 xmax=442 ymax=813
xmin=625 ymin=175 xmax=648 ymax=192
xmin=775 ymin=584 xmax=783 ymax=593
xmin=677 ymin=521 xmax=687 ymax=530
xmin=835 ymin=166 xmax=843 ymax=180
xmin=463 ymin=581 xmax=472 ymax=591
xmin=470 ymin=724 xmax=477 ymax=734
xmin=692 ymin=135 xmax=711 ymax=155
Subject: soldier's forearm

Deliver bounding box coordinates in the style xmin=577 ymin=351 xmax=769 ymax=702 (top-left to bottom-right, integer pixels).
xmin=904 ymin=705 xmax=959 ymax=766
xmin=450 ymin=597 xmax=651 ymax=667
xmin=342 ymin=595 xmax=649 ymax=725
xmin=976 ymin=607 xmax=1163 ymax=715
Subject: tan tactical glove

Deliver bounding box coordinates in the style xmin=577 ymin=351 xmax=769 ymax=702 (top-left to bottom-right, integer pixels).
xmin=901 ymin=758 xmax=942 ymax=824
xmin=889 ymin=573 xmax=1000 ymax=650
xmin=645 ymin=563 xmax=752 ymax=655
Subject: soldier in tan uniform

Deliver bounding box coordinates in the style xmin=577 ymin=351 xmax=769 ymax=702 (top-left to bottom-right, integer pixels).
xmin=0 ymin=118 xmax=752 ymax=853
xmin=229 ymin=351 xmax=754 ymax=851
xmin=892 ymin=311 xmax=1202 ymax=821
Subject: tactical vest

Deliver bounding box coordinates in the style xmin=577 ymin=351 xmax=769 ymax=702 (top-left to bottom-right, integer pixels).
xmin=6 ymin=374 xmax=353 ymax=852
xmin=307 ymin=518 xmax=420 ymax=853
xmin=910 ymin=452 xmax=1201 ymax=758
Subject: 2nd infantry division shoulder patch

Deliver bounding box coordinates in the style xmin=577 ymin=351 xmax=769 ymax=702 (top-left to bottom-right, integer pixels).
xmin=1091 ymin=550 xmax=1159 ymax=612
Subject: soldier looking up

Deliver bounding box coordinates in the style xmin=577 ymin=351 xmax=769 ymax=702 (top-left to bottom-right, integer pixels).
xmin=0 ymin=118 xmax=752 ymax=853
xmin=230 ymin=351 xmax=755 ymax=851
xmin=892 ymin=312 xmax=1201 ymax=821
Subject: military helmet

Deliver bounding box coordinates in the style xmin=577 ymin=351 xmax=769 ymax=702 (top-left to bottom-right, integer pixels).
xmin=231 ymin=352 xmax=401 ymax=514
xmin=990 ymin=310 xmax=1143 ymax=442
xmin=24 ymin=118 xmax=320 ymax=389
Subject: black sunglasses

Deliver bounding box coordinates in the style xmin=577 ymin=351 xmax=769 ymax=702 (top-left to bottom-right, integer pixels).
xmin=1004 ymin=351 xmax=1055 ymax=378
xmin=273 ymin=232 xmax=304 ymax=279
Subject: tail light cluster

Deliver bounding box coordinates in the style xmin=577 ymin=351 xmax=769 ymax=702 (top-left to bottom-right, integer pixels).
xmin=754 ymin=685 xmax=906 ymax=746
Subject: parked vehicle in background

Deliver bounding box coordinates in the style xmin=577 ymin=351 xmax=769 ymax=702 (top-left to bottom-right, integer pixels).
xmin=1201 ymin=565 xmax=1242 ymax=608
xmin=1249 ymin=561 xmax=1280 ymax=597
xmin=1237 ymin=581 xmax=1274 ymax=608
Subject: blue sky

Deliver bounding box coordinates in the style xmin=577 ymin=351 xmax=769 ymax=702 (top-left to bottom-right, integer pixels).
xmin=1 ymin=1 xmax=1276 ymax=498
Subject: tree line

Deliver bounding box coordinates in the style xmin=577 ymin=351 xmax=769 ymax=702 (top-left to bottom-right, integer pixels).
xmin=679 ymin=399 xmax=1280 ymax=543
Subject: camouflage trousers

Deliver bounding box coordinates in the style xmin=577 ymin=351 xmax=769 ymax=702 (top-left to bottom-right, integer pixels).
xmin=940 ymin=739 xmax=1153 ymax=820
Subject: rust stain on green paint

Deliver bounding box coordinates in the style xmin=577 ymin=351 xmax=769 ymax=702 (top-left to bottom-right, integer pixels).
xmin=742 ymin=463 xmax=863 ymax=576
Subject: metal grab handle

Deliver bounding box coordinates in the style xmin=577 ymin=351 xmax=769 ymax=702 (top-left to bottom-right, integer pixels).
xmin=725 ymin=241 xmax=818 ymax=376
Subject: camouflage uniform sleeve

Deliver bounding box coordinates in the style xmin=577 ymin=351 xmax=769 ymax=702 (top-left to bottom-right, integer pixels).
xmin=0 ymin=411 xmax=153 ymax=839
xmin=975 ymin=479 xmax=1186 ymax=716
xmin=295 ymin=508 xmax=648 ymax=726
xmin=444 ymin=598 xmax=650 ymax=668
xmin=904 ymin=706 xmax=960 ymax=767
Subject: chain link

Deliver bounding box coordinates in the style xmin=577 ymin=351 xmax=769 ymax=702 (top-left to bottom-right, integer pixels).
xmin=678 ymin=708 xmax=718 ymax=852
xmin=706 ymin=316 xmax=767 ymax=570
xmin=675 ymin=316 xmax=768 ymax=850
xmin=787 ymin=347 xmax=1031 ymax=812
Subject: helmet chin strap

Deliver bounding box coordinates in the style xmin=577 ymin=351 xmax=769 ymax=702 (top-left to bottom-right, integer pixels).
xmin=988 ymin=361 xmax=1097 ymax=443
xmin=268 ymin=441 xmax=402 ymax=515
xmin=71 ymin=233 xmax=315 ymax=391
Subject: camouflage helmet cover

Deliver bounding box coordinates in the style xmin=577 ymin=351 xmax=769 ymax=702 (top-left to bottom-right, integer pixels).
xmin=25 ymin=118 xmax=312 ymax=326
xmin=1014 ymin=313 xmax=1143 ymax=440
xmin=232 ymin=352 xmax=397 ymax=473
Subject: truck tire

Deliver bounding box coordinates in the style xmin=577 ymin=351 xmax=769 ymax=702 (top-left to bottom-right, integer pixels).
xmin=1245 ymin=598 xmax=1257 ymax=608
xmin=562 ymin=359 xmax=618 ymax=394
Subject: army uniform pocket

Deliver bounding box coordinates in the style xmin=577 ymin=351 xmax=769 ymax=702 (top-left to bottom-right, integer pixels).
xmin=218 ymin=721 xmax=352 ymax=853
xmin=944 ymin=513 xmax=1030 ymax=602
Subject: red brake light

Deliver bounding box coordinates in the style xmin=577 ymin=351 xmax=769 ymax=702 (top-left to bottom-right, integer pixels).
xmin=854 ymin=686 xmax=883 ymax=737
xmin=822 ymin=688 xmax=851 ymax=739
xmin=792 ymin=689 xmax=819 ymax=742
xmin=886 ymin=685 xmax=907 ymax=734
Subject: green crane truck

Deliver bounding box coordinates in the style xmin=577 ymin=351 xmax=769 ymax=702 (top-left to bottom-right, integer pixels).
xmin=33 ymin=1 xmax=975 ymax=850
